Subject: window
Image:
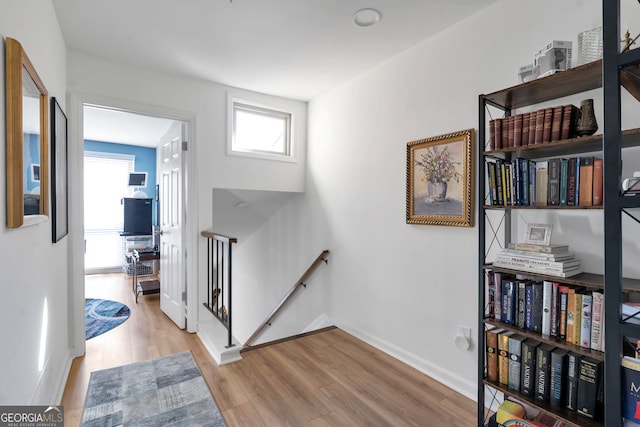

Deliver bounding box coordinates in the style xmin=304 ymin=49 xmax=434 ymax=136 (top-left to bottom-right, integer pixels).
xmin=230 ymin=99 xmax=293 ymax=160
xmin=84 ymin=152 xmax=134 ymax=271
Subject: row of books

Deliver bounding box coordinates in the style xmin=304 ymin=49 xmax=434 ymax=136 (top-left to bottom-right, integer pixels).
xmin=488 ymin=105 xmax=581 ymax=151
xmin=486 ymin=328 xmax=603 ymax=420
xmin=493 ymin=245 xmax=581 ymax=278
xmin=486 ymin=156 xmax=603 ymax=207
xmin=487 ymin=271 xmax=605 ymax=351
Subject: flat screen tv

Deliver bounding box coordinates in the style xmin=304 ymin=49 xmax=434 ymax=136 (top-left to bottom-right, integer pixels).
xmin=128 ymin=172 xmax=147 ymax=187
xmin=122 ymin=197 xmax=152 ymax=236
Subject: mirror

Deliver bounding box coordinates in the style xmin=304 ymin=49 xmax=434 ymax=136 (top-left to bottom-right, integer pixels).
xmin=5 ymin=37 xmax=49 ymax=228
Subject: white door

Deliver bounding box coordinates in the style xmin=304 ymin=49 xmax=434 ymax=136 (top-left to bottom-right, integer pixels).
xmin=159 ymin=122 xmax=185 ymax=328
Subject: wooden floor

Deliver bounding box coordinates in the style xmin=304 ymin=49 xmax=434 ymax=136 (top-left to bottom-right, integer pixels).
xmin=62 ymin=273 xmax=477 ymax=426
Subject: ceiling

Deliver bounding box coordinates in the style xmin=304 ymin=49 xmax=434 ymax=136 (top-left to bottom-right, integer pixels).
xmin=55 ymin=0 xmax=498 ymax=145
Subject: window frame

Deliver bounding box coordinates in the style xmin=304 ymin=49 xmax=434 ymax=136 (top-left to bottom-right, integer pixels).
xmin=227 ymin=95 xmax=296 ymax=162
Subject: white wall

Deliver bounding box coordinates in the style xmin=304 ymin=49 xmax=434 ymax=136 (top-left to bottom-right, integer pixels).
xmin=0 ymin=1 xmax=69 ymax=404
xmin=299 ymin=0 xmax=640 ymax=398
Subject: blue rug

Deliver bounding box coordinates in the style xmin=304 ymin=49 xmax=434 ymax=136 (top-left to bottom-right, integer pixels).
xmin=85 ymin=298 xmax=131 ymax=340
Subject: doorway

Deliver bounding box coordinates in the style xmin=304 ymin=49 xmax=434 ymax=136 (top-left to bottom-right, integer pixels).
xmin=80 ymin=103 xmax=190 ymax=347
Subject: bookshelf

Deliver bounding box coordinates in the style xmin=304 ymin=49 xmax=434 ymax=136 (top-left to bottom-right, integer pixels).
xmin=477 ymin=3 xmax=640 ymax=425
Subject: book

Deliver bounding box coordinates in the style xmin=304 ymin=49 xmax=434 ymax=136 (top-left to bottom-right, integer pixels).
xmin=521 ymin=159 xmax=531 ymax=206
xmin=535 ymin=343 xmax=555 ymax=402
xmin=508 ymin=243 xmax=569 ymax=254
xmin=507 ymin=116 xmax=515 ymax=148
xmin=494 ymin=272 xmax=503 ymax=321
xmin=495 ymin=118 xmax=503 ymax=150
xmin=534 ymin=109 xmax=545 ymax=144
xmin=502 ymin=280 xmax=516 ymax=325
xmin=573 ymin=293 xmax=583 ymax=346
xmin=494 ymin=254 xmax=580 ymax=273
xmin=528 ymin=112 xmax=537 ymax=146
xmin=502 ymin=116 xmax=509 ymax=149
xmin=542 ymin=107 xmax=553 ymax=143
xmin=559 ymin=158 xmax=568 ymax=206
xmin=499 ymin=331 xmax=515 ymax=385
xmin=486 ymin=328 xmax=504 ymax=382
xmin=509 ymin=334 xmax=527 ymax=391
xmin=558 ymin=285 xmax=569 ymax=340
xmin=580 ymin=293 xmax=593 ymax=348
xmin=577 ymin=357 xmax=602 ymax=419
xmin=550 ymin=282 xmax=559 ymax=337
xmin=567 ymin=157 xmax=578 ymax=206
xmin=531 ymin=282 xmax=543 ymax=333
xmin=551 ymin=106 xmax=563 ymax=142
xmin=489 ymin=119 xmax=496 ymax=151
xmin=491 ymin=263 xmax=583 ymax=278
xmin=535 ymin=161 xmax=548 ymax=206
xmin=517 ymin=281 xmax=527 ymax=329
xmin=575 ymin=157 xmax=581 ymax=205
xmin=561 ymin=105 xmax=579 ymax=140
xmin=501 ymin=248 xmax=574 ymax=261
xmin=542 ymin=281 xmax=553 ymax=336
xmin=530 ymin=160 xmax=537 ymax=205
xmin=521 ymin=339 xmax=540 ymax=397
xmin=514 ymin=114 xmax=523 ymax=147
xmin=566 ymin=287 xmax=576 ymax=344
xmin=579 ymin=156 xmax=594 ymax=206
xmin=524 ymin=283 xmax=534 ymax=330
xmin=593 ymin=158 xmax=603 ymax=206
xmin=487 ymin=162 xmax=498 ymax=205
xmin=622 ymin=356 xmax=640 ymax=425
xmin=565 ymin=352 xmax=582 ymax=411
xmin=549 ymin=348 xmax=568 ymax=408
xmin=547 ymin=158 xmax=561 ymax=206
xmin=522 ymin=112 xmax=531 ymax=146
xmin=496 ymin=160 xmax=505 ymax=206
xmin=487 ymin=271 xmax=495 ymax=319
xmin=590 ymin=291 xmax=604 ymax=352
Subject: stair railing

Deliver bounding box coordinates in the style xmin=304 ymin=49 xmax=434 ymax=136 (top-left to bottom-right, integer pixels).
xmin=244 ymin=249 xmax=330 ymax=348
xmin=200 ymin=229 xmax=237 ymax=348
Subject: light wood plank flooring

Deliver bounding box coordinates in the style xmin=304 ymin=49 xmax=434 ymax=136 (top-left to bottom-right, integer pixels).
xmin=62 ymin=273 xmax=476 ymax=426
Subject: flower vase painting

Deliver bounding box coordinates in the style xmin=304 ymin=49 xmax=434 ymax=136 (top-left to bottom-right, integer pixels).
xmin=406 ymin=129 xmax=474 ymax=227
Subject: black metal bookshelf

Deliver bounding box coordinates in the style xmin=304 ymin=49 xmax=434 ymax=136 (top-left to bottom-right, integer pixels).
xmin=477 ymin=2 xmax=640 ymax=425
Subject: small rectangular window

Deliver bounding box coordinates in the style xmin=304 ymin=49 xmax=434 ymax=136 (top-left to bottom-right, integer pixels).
xmin=230 ymin=100 xmax=292 ymax=159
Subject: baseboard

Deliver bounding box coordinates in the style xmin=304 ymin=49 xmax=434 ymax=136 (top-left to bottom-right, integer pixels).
xmin=53 ymin=349 xmax=74 ymax=404
xmin=301 ymin=313 xmax=334 ymax=333
xmin=337 ymin=322 xmax=476 ymax=402
xmin=241 ymin=326 xmax=337 ymax=353
xmin=30 ymin=348 xmax=74 ymax=405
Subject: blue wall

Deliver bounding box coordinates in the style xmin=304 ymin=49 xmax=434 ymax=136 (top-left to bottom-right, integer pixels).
xmin=24 ymin=133 xmax=40 ymax=193
xmin=84 ymin=140 xmax=158 ymax=225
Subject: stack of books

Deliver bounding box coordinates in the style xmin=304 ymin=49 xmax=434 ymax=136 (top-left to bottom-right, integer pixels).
xmin=493 ymin=243 xmax=581 ymax=278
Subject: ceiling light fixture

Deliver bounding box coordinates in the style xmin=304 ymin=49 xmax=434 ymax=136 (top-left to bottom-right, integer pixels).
xmin=353 ymin=8 xmax=382 ymax=28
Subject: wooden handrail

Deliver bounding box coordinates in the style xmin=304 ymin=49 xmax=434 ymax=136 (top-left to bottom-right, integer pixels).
xmin=244 ymin=250 xmax=330 ymax=347
xmin=200 ymin=229 xmax=238 ymax=244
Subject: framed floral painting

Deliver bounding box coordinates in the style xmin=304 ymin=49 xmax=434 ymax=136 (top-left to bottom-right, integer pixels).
xmin=406 ymin=128 xmax=474 ymax=227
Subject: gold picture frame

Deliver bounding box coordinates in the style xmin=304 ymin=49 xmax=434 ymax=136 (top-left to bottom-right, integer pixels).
xmin=406 ymin=128 xmax=474 ymax=227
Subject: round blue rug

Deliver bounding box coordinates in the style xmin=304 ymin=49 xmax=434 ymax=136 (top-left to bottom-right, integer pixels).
xmin=85 ymin=298 xmax=131 ymax=340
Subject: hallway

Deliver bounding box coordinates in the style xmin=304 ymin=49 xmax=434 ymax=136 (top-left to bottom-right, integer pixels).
xmin=61 ymin=273 xmax=477 ymax=426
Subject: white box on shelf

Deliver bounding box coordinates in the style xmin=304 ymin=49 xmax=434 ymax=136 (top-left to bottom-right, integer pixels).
xmin=534 ymin=40 xmax=572 ymax=78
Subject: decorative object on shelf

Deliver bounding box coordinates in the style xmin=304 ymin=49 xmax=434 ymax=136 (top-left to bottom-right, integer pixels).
xmin=406 ymin=128 xmax=474 ymax=227
xmin=621 ymin=29 xmax=640 ymax=53
xmin=534 ymin=40 xmax=572 ymax=78
xmin=51 ymin=97 xmax=68 ymax=243
xmin=524 ymin=223 xmax=552 ymax=246
xmin=576 ymin=98 xmax=598 ymax=136
xmin=517 ymin=63 xmax=539 ymax=83
xmin=577 ymin=26 xmax=603 ymax=65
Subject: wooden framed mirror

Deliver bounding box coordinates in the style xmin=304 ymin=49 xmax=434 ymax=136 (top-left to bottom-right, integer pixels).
xmin=5 ymin=37 xmax=49 ymax=228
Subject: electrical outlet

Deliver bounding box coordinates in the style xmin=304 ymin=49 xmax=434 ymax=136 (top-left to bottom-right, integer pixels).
xmin=459 ymin=325 xmax=471 ymax=339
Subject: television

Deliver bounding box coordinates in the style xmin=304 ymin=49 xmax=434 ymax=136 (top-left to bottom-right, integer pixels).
xmin=128 ymin=172 xmax=147 ymax=187
xmin=122 ymin=197 xmax=152 ymax=236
